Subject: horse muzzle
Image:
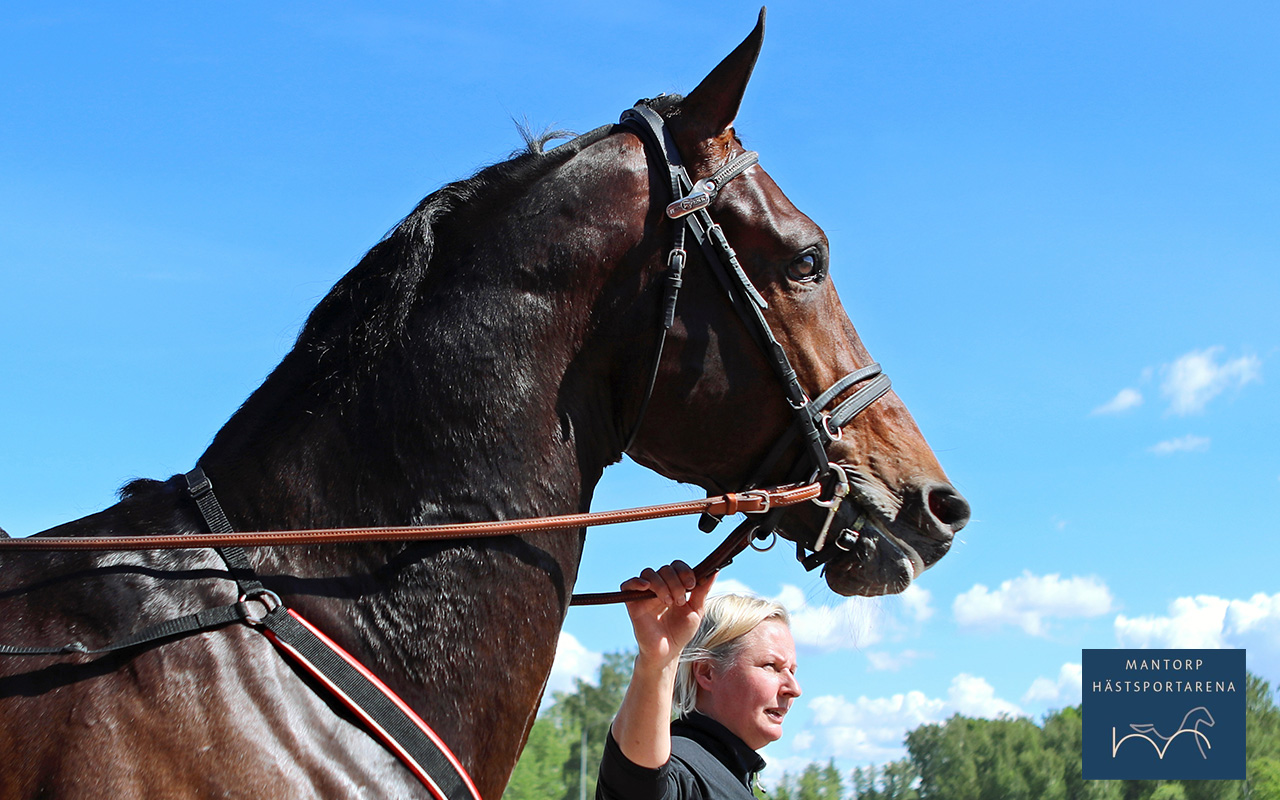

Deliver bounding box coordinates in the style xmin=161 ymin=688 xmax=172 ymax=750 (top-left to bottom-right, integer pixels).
xmin=779 ymin=468 xmax=970 ymax=597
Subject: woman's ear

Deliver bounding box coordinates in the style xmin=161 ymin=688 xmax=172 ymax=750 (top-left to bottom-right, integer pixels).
xmin=693 ymin=659 xmax=716 ymax=691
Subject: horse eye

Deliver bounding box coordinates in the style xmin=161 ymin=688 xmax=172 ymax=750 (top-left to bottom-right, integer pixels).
xmin=787 ymin=253 xmax=821 ymax=282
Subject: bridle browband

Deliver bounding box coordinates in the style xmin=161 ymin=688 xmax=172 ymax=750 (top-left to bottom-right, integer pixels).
xmin=617 ymin=100 xmax=892 ymax=559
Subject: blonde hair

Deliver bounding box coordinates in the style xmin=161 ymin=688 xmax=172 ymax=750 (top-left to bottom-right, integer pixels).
xmin=672 ymin=593 xmax=791 ymax=716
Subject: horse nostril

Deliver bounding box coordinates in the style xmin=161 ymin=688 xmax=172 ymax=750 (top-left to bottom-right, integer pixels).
xmin=926 ymin=483 xmax=971 ymax=533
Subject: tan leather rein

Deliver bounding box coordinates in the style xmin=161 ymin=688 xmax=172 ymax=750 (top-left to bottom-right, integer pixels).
xmin=0 ymin=481 xmax=824 ymax=606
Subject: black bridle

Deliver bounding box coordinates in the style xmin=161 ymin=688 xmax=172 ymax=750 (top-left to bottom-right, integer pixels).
xmin=618 ymin=100 xmax=892 ymax=566
xmin=0 ymin=101 xmax=901 ymax=800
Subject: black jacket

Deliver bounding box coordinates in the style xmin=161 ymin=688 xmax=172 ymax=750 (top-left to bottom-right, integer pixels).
xmin=596 ymin=712 xmax=766 ymax=800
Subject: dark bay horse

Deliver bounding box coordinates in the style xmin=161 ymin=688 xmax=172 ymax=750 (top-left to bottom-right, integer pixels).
xmin=0 ymin=14 xmax=968 ymax=799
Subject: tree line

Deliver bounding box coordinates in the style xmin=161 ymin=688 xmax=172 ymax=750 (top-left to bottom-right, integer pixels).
xmin=503 ymin=655 xmax=1280 ymax=800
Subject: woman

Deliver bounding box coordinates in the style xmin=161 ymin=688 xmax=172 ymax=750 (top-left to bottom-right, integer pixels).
xmin=597 ymin=561 xmax=801 ymax=800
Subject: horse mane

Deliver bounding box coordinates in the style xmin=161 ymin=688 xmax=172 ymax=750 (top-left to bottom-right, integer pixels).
xmin=291 ymin=123 xmax=616 ymax=383
xmin=194 ymin=121 xmax=621 ymax=471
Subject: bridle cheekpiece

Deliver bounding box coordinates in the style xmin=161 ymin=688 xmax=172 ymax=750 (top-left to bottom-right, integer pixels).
xmin=616 ymin=99 xmax=893 ymax=569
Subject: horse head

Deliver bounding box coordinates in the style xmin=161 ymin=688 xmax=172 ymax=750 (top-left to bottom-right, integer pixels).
xmin=615 ymin=11 xmax=970 ymax=597
xmin=0 ymin=12 xmax=972 ymax=799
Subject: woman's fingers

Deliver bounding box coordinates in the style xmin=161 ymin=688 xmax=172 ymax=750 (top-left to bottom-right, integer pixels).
xmin=621 ymin=564 xmax=718 ymax=661
xmin=655 ymin=562 xmax=696 ymax=605
xmin=619 ymin=575 xmax=651 ymax=592
xmin=689 ymin=569 xmax=718 ymax=610
xmin=622 ymin=561 xmax=698 ymax=607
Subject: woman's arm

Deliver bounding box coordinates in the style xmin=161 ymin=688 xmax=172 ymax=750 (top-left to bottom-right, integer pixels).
xmin=609 ymin=561 xmax=716 ymax=768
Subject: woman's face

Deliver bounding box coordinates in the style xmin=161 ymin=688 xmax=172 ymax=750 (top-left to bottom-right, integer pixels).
xmin=695 ymin=619 xmax=801 ymax=750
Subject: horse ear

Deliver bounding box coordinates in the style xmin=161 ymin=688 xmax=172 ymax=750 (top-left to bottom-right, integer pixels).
xmin=679 ymin=7 xmax=766 ymax=140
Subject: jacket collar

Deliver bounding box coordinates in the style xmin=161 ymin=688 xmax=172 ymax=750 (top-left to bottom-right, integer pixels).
xmin=673 ymin=711 xmax=767 ymax=787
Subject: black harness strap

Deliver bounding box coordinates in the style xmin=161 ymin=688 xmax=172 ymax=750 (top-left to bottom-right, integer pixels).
xmin=182 ymin=467 xmax=481 ymax=800
xmin=0 ymin=468 xmax=482 ymax=800
xmin=0 ymin=603 xmax=246 ymax=657
xmin=620 ymin=105 xmax=691 ymax=454
xmin=185 ymin=467 xmax=266 ymax=596
xmin=0 ymin=469 xmax=281 ymax=658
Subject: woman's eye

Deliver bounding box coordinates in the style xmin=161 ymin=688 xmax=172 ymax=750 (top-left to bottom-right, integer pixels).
xmin=788 ymin=253 xmax=821 ymax=282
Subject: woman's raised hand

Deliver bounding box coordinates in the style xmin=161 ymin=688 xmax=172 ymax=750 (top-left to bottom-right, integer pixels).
xmin=621 ymin=561 xmax=717 ymax=666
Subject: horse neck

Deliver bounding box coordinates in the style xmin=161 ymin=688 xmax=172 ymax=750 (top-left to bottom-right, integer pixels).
xmin=182 ymin=135 xmax=656 ymax=789
xmin=199 ymin=143 xmax=648 ymax=537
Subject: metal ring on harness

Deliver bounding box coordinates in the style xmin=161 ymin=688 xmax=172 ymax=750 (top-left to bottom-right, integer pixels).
xmin=238 ymin=589 xmax=283 ymax=626
xmin=821 ymin=412 xmax=843 ymax=441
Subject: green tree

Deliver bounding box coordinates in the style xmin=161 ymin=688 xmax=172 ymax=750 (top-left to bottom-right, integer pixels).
xmin=852 ymin=758 xmax=918 ymax=800
xmin=1042 ymin=706 xmax=1123 ymax=800
xmin=772 ymin=772 xmax=798 ymax=800
xmin=1248 ymin=757 xmax=1280 ymax=800
xmin=899 ymin=672 xmax=1280 ymax=800
xmin=793 ymin=760 xmax=843 ymax=800
xmin=771 ymin=762 xmax=844 ymax=800
xmin=504 ymin=651 xmax=635 ymax=800
xmin=1246 ymin=675 xmax=1280 ymax=800
xmin=881 ymin=758 xmax=921 ymax=800
xmin=908 ymin=713 xmax=1071 ymax=800
xmin=504 ymin=718 xmax=572 ymax=800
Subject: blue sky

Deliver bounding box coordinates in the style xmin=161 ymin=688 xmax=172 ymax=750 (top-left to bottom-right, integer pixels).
xmin=3 ymin=1 xmax=1278 ymax=783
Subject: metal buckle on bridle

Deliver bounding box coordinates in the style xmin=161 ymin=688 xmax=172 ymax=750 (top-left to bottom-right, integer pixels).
xmin=739 ymin=489 xmax=772 ymax=515
xmin=237 ymin=589 xmax=283 ymax=626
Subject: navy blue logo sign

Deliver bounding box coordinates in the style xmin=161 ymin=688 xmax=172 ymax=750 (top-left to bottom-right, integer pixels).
xmin=1083 ymin=649 xmax=1245 ymax=780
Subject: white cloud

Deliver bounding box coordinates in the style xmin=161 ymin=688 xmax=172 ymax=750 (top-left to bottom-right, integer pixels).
xmin=865 ymin=649 xmax=929 ymax=672
xmin=1023 ymin=663 xmax=1083 ymax=706
xmin=953 ymin=571 xmax=1114 ymax=636
xmin=796 ymin=673 xmax=1023 ymax=763
xmin=708 ymin=580 xmax=893 ymax=652
xmin=1161 ymin=347 xmax=1261 ymax=416
xmin=948 ymin=673 xmax=1024 ymax=718
xmin=544 ymin=631 xmax=603 ymax=708
xmin=777 ymin=582 xmax=938 ymax=652
xmin=1092 ymin=388 xmax=1143 ymax=415
xmin=709 ymin=577 xmax=755 ymax=598
xmin=782 ymin=590 xmax=881 ymax=652
xmin=899 ymin=584 xmax=934 ymax=623
xmin=1115 ymin=592 xmax=1280 ymax=678
xmin=803 ymin=690 xmax=948 ymax=762
xmin=1149 ymin=434 xmax=1211 ymax=455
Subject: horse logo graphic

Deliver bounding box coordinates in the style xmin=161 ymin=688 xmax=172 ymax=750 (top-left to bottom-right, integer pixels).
xmin=1112 ymin=706 xmax=1215 ymax=759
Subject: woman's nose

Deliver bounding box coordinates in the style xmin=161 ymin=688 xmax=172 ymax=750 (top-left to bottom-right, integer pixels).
xmin=783 ymin=670 xmax=802 ymax=698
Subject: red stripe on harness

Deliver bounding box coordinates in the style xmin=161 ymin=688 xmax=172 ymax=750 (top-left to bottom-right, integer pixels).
xmin=263 ymin=609 xmax=483 ymax=800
